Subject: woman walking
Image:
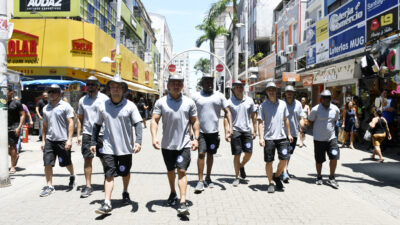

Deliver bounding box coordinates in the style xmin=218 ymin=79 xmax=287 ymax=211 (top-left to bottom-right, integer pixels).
xmin=342 ymin=101 xmax=358 ymax=149
xmin=370 ymin=109 xmax=391 ymax=163
xmin=299 ymin=97 xmax=310 ymax=147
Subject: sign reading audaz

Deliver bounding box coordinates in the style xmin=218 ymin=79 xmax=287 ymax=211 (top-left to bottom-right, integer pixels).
xmin=20 ymin=0 xmax=71 ymax=12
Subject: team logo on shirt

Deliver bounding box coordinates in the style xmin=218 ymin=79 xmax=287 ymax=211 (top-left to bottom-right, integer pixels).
xmin=55 ymin=109 xmax=63 ymax=115
xmin=245 ymin=142 xmax=252 ymax=149
xmin=58 ymin=157 xmax=63 ymax=163
xmin=121 ymin=109 xmax=129 ymax=117
xmin=210 ymin=144 xmax=216 ymax=150
xmin=331 ymin=149 xmax=338 ymax=156
xmin=119 ymin=165 xmax=126 ymax=172
xmin=282 ymin=149 xmax=288 ymax=155
xmin=177 ymin=155 xmax=184 ymax=163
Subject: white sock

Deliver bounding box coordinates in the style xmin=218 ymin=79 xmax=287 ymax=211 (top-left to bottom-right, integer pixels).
xmin=104 ymin=200 xmax=111 ymax=205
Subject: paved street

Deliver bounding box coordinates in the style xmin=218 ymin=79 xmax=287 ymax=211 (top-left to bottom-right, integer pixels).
xmin=1 ymin=123 xmax=400 ymax=225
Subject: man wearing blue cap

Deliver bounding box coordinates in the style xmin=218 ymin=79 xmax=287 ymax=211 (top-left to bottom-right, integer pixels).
xmin=40 ymin=84 xmax=76 ymax=197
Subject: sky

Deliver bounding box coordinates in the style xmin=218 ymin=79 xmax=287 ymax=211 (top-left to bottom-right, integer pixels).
xmin=142 ymin=0 xmax=218 ymax=94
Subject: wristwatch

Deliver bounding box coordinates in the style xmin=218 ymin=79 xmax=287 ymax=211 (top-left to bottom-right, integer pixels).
xmin=194 ymin=136 xmax=199 ymax=141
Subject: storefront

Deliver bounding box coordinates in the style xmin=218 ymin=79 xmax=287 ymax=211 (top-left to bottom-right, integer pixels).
xmin=254 ymin=53 xmax=276 ymax=101
xmin=307 ymin=59 xmax=361 ymax=107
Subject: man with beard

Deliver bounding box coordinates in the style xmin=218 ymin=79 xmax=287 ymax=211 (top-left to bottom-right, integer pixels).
xmin=77 ymin=76 xmax=109 ymax=198
xmin=192 ymin=74 xmax=232 ymax=192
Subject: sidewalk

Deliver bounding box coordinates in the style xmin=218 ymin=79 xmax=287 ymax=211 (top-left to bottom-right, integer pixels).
xmin=1 ymin=125 xmax=400 ymax=225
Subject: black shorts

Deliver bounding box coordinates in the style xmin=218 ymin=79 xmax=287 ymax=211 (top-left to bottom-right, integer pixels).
xmin=314 ymin=139 xmax=340 ymax=163
xmin=264 ymin=139 xmax=290 ymax=162
xmin=231 ymin=130 xmax=253 ymax=155
xmin=43 ymin=140 xmax=72 ymax=167
xmin=81 ymin=134 xmax=104 ymax=159
xmin=162 ymin=148 xmax=191 ymax=172
xmin=198 ymin=132 xmax=220 ymax=154
xmin=102 ymin=154 xmax=132 ymax=178
xmin=289 ymin=137 xmax=298 ymax=155
xmin=8 ymin=130 xmax=19 ymax=146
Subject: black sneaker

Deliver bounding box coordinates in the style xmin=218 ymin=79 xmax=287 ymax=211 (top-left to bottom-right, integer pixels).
xmin=80 ymin=186 xmax=93 ymax=198
xmin=177 ymin=202 xmax=190 ymax=216
xmin=68 ymin=175 xmax=76 ymax=190
xmin=39 ymin=186 xmax=55 ymax=197
xmin=167 ymin=192 xmax=178 ymax=206
xmin=122 ymin=192 xmax=131 ymax=205
xmin=239 ymin=167 xmax=247 ymax=179
xmin=316 ymin=175 xmax=323 ymax=185
xmin=95 ymin=202 xmax=112 ymax=214
xmin=273 ymin=173 xmax=284 ymax=191
xmin=267 ymin=184 xmax=275 ymax=193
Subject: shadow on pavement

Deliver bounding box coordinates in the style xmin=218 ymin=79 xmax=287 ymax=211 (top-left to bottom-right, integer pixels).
xmin=248 ymin=184 xmax=268 ymax=192
xmin=342 ymin=162 xmax=400 ymax=188
xmin=53 ymin=184 xmax=74 ymax=192
xmin=188 ymin=180 xmax=226 ymax=191
xmin=90 ymin=199 xmax=138 ymax=215
xmin=145 ymin=199 xmax=193 ymax=213
xmin=77 ymin=184 xmax=104 ymax=192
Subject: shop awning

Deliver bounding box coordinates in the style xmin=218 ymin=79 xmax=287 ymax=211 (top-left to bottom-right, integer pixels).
xmin=238 ymin=67 xmax=259 ymax=79
xmin=95 ymin=72 xmax=158 ymax=94
xmin=22 ymin=79 xmax=86 ymax=89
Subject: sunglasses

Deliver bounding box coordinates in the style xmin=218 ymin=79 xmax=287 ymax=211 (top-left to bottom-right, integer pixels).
xmin=48 ymin=90 xmax=60 ymax=94
xmin=87 ymin=83 xmax=98 ymax=87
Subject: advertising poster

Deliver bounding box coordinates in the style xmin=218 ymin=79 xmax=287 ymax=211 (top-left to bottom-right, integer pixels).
xmin=316 ymin=39 xmax=330 ymax=63
xmin=316 ymin=19 xmax=329 ymax=43
xmin=366 ymin=0 xmax=398 ymax=18
xmin=306 ymin=46 xmax=316 ymax=67
xmin=329 ymin=0 xmax=365 ymax=37
xmin=329 ymin=23 xmax=366 ymax=59
xmin=367 ymin=6 xmax=399 ymax=42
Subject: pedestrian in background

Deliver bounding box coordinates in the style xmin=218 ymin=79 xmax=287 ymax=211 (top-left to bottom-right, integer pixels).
xmin=40 ymin=84 xmax=76 ymax=197
xmin=369 ymin=108 xmax=391 ymax=163
xmin=15 ymin=96 xmax=34 ymax=154
xmin=91 ymin=76 xmax=143 ymax=214
xmin=151 ymin=74 xmax=199 ymax=216
xmin=77 ymin=76 xmax=109 ymax=198
xmin=225 ymin=80 xmax=257 ymax=187
xmin=137 ymin=97 xmax=149 ymax=128
xmin=342 ymin=101 xmax=358 ymax=149
xmin=35 ymin=91 xmax=48 ymax=141
xmin=308 ymin=90 xmax=340 ymax=189
xmin=7 ymin=87 xmax=25 ymax=174
xmin=299 ymin=97 xmax=310 ymax=147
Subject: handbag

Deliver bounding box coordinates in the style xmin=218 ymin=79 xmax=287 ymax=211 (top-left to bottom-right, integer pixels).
xmin=338 ymin=128 xmax=346 ymax=143
xmin=363 ymin=129 xmax=372 ymax=141
xmin=355 ymin=117 xmax=360 ymax=128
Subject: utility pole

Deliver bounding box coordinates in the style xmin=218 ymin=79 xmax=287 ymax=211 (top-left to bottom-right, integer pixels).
xmin=114 ymin=0 xmax=122 ymax=78
xmin=244 ymin=0 xmax=249 ymax=96
xmin=0 ymin=0 xmax=11 ymax=187
xmin=232 ymin=0 xmax=239 ymax=83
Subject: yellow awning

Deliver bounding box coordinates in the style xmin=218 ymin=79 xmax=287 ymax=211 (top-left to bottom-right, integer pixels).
xmin=95 ymin=72 xmax=158 ymax=94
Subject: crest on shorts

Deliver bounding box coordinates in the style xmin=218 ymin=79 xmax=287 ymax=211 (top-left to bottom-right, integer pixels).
xmin=331 ymin=149 xmax=338 ymax=156
xmin=210 ymin=144 xmax=216 ymax=150
xmin=98 ymin=148 xmax=103 ymax=153
xmin=58 ymin=156 xmax=63 ymax=163
xmin=245 ymin=142 xmax=252 ymax=149
xmin=282 ymin=149 xmax=288 ymax=155
xmin=177 ymin=155 xmax=184 ymax=163
xmin=289 ymin=146 xmax=293 ymax=151
xmin=119 ymin=165 xmax=126 ymax=172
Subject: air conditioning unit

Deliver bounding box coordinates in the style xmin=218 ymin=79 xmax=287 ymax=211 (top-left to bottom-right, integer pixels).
xmin=305 ymin=19 xmax=314 ymax=28
xmin=278 ymin=50 xmax=285 ymax=57
xmin=286 ymin=45 xmax=294 ymax=53
xmin=144 ymin=52 xmax=152 ymax=64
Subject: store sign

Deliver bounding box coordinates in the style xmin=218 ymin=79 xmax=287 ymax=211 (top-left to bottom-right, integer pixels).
xmin=312 ymin=59 xmax=355 ymax=84
xmin=306 ymin=46 xmax=316 ymax=67
xmin=302 ymin=75 xmax=313 ymax=87
xmin=306 ymin=26 xmax=316 ymax=46
xmin=329 ymin=24 xmax=365 ymax=59
xmin=367 ymin=0 xmax=398 ymax=18
xmin=7 ymin=29 xmax=39 ymax=64
xmin=367 ymin=7 xmax=398 ymax=42
xmin=282 ymin=72 xmax=300 ymax=82
xmin=329 ymin=0 xmax=365 ymax=37
xmin=316 ymin=19 xmax=329 ymax=43
xmin=316 ymin=39 xmax=330 ymax=63
xmin=145 ymin=71 xmax=150 ymax=83
xmin=20 ymin=0 xmax=71 ymax=12
xmin=132 ymin=61 xmax=138 ymax=80
xmin=70 ymin=38 xmax=92 ymax=55
xmin=258 ymin=53 xmax=276 ymax=81
xmin=275 ymin=63 xmax=289 ymax=79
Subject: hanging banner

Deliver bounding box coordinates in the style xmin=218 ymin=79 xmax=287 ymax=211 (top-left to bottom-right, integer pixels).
xmin=367 ymin=6 xmax=399 ymax=43
xmin=366 ymin=0 xmax=398 ymax=19
xmin=306 ymin=46 xmax=316 ymax=67
xmin=329 ymin=23 xmax=366 ymax=59
xmin=329 ymin=0 xmax=365 ymax=37
xmin=316 ymin=39 xmax=330 ymax=63
xmin=316 ymin=19 xmax=329 ymax=43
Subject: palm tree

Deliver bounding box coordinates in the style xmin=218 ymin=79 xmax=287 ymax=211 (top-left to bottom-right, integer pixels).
xmin=206 ymin=0 xmax=239 ymax=81
xmin=194 ymin=58 xmax=211 ymax=74
xmin=195 ymin=17 xmax=229 ymax=73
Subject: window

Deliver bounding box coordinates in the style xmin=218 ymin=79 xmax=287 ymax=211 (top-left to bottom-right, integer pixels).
xmin=292 ymin=24 xmax=297 ymax=45
xmin=277 ymin=34 xmax=282 ymax=51
xmin=284 ymin=31 xmax=288 ymax=50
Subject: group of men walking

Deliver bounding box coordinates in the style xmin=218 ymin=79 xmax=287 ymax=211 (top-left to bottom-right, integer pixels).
xmin=10 ymin=72 xmax=342 ymax=217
